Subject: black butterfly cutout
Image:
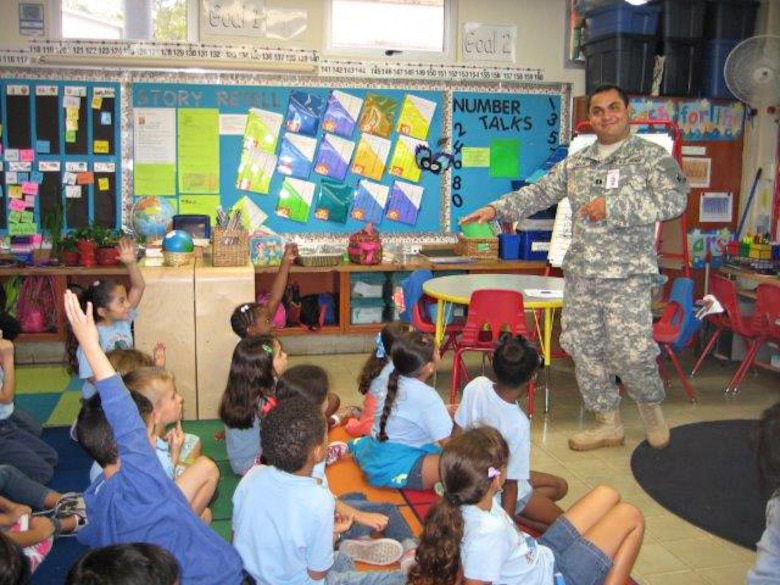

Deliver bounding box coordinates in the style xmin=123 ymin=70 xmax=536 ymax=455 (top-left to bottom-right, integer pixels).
xmin=415 ymin=144 xmax=454 ymax=175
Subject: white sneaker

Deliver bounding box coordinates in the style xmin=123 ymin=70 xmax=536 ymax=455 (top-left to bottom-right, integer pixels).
xmin=340 ymin=538 xmax=403 ymax=566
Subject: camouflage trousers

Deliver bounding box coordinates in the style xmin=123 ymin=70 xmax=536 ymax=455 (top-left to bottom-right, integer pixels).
xmin=559 ymin=274 xmax=664 ymax=413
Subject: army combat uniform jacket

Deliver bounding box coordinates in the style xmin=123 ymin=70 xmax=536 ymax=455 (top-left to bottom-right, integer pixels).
xmin=490 ymin=134 xmax=689 ymax=278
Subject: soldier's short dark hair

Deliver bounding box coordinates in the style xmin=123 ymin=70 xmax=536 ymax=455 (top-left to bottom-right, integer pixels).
xmin=587 ymin=84 xmax=630 ymax=110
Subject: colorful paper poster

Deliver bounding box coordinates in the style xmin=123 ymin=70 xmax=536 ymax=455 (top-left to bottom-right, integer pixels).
xmin=489 ymin=139 xmax=520 ymax=178
xmin=314 ymin=179 xmax=353 ymax=224
xmin=178 ymin=108 xmax=220 ymax=193
xmin=277 ymin=133 xmax=317 ymax=179
xmin=388 ymin=135 xmax=425 ymax=183
xmin=386 ymin=181 xmax=423 ymax=226
xmin=352 ymin=134 xmax=391 ymax=181
xmin=276 ymin=177 xmax=315 ymax=223
xmin=358 ymin=94 xmax=398 ymax=138
xmin=351 ymin=179 xmax=389 ymax=225
xmin=461 ymin=147 xmax=490 ymax=167
xmin=314 ymin=134 xmax=355 ymax=182
xmin=236 ymin=149 xmax=277 ymax=195
xmin=322 ymin=90 xmax=363 ymax=138
xmin=243 ymin=109 xmax=283 ymax=154
xmin=133 ymin=108 xmax=177 ymax=195
xmin=179 ymin=194 xmax=221 ymax=227
xmin=397 ymin=94 xmax=436 ymax=140
xmin=285 ymin=91 xmax=325 ymax=136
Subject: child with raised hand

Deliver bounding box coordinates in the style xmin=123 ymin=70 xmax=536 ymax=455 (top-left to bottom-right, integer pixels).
xmin=277 ymin=364 xmax=418 ymax=567
xmin=346 ymin=322 xmax=414 ymax=438
xmin=62 ymin=289 xmax=244 ymax=585
xmin=230 ymin=244 xmax=297 ymax=339
xmin=0 ymin=330 xmax=58 ymax=484
xmin=66 ymin=543 xmax=180 ymax=585
xmin=350 ymin=330 xmax=452 ymax=491
xmin=66 ymin=237 xmax=146 ymax=400
xmin=409 ymin=426 xmax=645 ymax=585
xmin=232 ymin=396 xmax=406 ymax=585
xmin=218 ymin=335 xmax=287 ymax=475
xmin=748 ymin=401 xmax=780 ymax=584
xmin=123 ymin=367 xmax=218 ymax=522
xmin=453 ymin=334 xmax=568 ymax=532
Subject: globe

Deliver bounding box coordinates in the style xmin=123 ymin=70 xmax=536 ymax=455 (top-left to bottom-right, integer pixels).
xmin=132 ymin=196 xmax=176 ymax=241
xmin=162 ymin=230 xmax=195 ymax=253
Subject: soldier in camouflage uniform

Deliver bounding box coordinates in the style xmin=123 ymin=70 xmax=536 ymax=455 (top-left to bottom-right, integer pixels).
xmin=462 ymin=84 xmax=689 ymax=451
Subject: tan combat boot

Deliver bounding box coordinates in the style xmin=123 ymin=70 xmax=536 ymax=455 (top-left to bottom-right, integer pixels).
xmin=568 ymin=410 xmax=625 ymax=451
xmin=637 ymin=402 xmax=670 ymax=449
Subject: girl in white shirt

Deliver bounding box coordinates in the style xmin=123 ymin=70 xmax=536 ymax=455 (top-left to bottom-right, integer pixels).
xmin=409 ymin=427 xmax=644 ymax=585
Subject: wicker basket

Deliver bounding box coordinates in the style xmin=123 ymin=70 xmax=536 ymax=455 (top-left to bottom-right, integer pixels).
xmin=163 ymin=251 xmax=194 ymax=267
xmin=212 ymin=228 xmax=249 ymax=267
xmin=296 ymin=253 xmax=343 ymax=268
xmin=456 ymin=235 xmax=499 ymax=258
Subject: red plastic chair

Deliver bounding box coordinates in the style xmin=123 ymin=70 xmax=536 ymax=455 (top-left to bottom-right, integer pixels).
xmin=412 ymin=294 xmax=464 ymax=357
xmin=727 ymin=283 xmax=780 ymax=392
xmin=691 ymin=274 xmax=756 ymax=390
xmin=450 ymin=290 xmax=536 ymax=411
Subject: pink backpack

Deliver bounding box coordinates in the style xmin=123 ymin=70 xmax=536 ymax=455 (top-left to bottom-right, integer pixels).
xmin=348 ymin=224 xmax=383 ymax=265
xmin=16 ymin=276 xmax=58 ymax=333
xmin=256 ymin=291 xmax=287 ymax=329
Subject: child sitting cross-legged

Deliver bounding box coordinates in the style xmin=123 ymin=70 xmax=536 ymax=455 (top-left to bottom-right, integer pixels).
xmin=124 ymin=367 xmax=218 ymax=523
xmin=453 ymin=334 xmax=568 ymax=532
xmin=409 ymin=426 xmax=645 ymax=585
xmin=63 ymin=289 xmax=244 ymax=585
xmin=232 ymin=396 xmax=407 ymax=585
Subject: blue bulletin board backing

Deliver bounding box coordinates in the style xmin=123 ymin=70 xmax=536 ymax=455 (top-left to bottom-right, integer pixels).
xmin=131 ymin=83 xmax=446 ymax=235
xmin=450 ymin=91 xmax=562 ymax=227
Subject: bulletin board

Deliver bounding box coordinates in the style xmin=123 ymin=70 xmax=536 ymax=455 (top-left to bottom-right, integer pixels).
xmin=0 ymin=78 xmax=122 ymax=234
xmin=130 ymin=80 xmax=568 ymax=237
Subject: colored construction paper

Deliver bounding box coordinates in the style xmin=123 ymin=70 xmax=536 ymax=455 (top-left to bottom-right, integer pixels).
xmin=461 ymin=147 xmax=490 ymax=167
xmin=178 ymin=108 xmax=220 ymax=193
xmin=76 ymin=172 xmax=94 ymax=185
xmin=19 ymin=149 xmax=34 ymax=162
xmin=490 ymin=139 xmax=520 ymax=178
xmin=314 ymin=179 xmax=353 ymax=224
xmin=276 ymin=177 xmax=315 ymax=223
xmin=285 ymin=91 xmax=325 ymax=136
xmin=9 ymin=199 xmax=26 ymax=212
xmin=352 ymin=134 xmax=391 ymax=181
xmin=243 ymin=108 xmax=283 ymax=154
xmin=358 ymin=94 xmax=398 ymax=138
xmin=92 ymin=96 xmax=103 ymax=109
xmin=351 ymin=179 xmax=389 ymax=225
xmin=231 ymin=195 xmax=268 ymax=232
xmin=179 ymin=194 xmax=221 ymax=227
xmin=31 ymin=171 xmax=43 ymax=183
xmin=277 ymin=133 xmax=317 ymax=179
xmin=397 ymin=94 xmax=437 ymax=140
xmin=236 ymin=149 xmax=276 ymax=195
xmin=386 ymin=181 xmax=423 ymax=226
xmin=65 ymin=185 xmax=82 ymax=198
xmin=4 ymin=149 xmax=19 ymax=162
xmin=35 ymin=140 xmax=50 ymax=154
xmin=65 ymin=130 xmax=76 ymax=143
xmin=8 ymin=222 xmax=36 ymax=236
xmin=314 ymin=134 xmax=355 ymax=182
xmin=388 ymin=135 xmax=425 ymax=183
xmin=93 ymin=140 xmax=109 ymax=154
xmin=7 ymin=185 xmax=22 ymax=199
xmin=322 ymin=90 xmax=363 ymax=138
xmin=21 ymin=182 xmax=38 ymax=196
xmin=98 ymin=177 xmax=109 ymax=191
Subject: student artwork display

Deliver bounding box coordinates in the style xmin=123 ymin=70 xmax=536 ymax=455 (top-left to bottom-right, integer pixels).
xmin=352 ymin=134 xmax=391 ymax=181
xmin=277 ymin=133 xmax=317 ymax=179
xmin=389 ymin=136 xmax=425 ymax=182
xmin=352 ymin=179 xmax=389 ymax=225
xmin=314 ymin=179 xmax=353 ymax=224
xmin=322 ymin=90 xmax=363 ymax=138
xmin=285 ymin=91 xmax=325 ymax=136
xmin=314 ymin=134 xmax=355 ymax=182
xmin=386 ymin=181 xmax=423 ymax=225
xmin=358 ymin=94 xmax=398 ymax=138
xmin=276 ymin=177 xmax=315 ymax=223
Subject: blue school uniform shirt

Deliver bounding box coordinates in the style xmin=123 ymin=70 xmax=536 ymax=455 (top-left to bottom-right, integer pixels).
xmin=77 ymin=309 xmax=138 ymax=397
xmin=78 ymin=375 xmax=244 ymax=585
xmin=233 ymin=464 xmax=335 ymax=584
xmin=461 ymin=498 xmax=554 ymax=585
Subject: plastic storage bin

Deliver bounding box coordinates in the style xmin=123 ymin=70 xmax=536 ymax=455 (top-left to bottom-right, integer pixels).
xmin=517 ymin=230 xmax=552 ymax=261
xmin=703 ymin=39 xmax=739 ymax=99
xmin=498 ymin=234 xmax=521 ymax=260
xmin=351 ymin=297 xmax=386 ymax=325
xmin=585 ymin=3 xmax=660 ymax=40
xmin=660 ymin=38 xmax=705 ymax=97
xmin=584 ymin=34 xmax=658 ymax=94
xmin=704 ymin=1 xmax=759 ymax=40
xmin=350 ymin=272 xmax=387 ymax=299
xmin=656 ymin=0 xmax=706 ymax=39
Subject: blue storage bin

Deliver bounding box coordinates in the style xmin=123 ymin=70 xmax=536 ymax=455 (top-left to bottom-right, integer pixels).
xmin=498 ymin=234 xmax=521 ymax=260
xmin=585 ymin=3 xmax=660 ymax=41
xmin=584 ymin=33 xmax=658 ymax=95
xmin=703 ymin=39 xmax=739 ymax=99
xmin=656 ymin=0 xmax=706 ymax=39
xmin=517 ymin=230 xmax=552 ymax=261
xmin=350 ymin=272 xmax=388 ymax=299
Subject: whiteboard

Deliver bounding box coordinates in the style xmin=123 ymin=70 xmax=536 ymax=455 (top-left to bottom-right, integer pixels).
xmin=547 ymin=133 xmax=675 ymax=267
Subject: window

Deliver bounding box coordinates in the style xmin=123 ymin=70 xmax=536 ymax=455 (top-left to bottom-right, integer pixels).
xmin=328 ymin=0 xmax=452 ymax=56
xmin=60 ymin=0 xmax=189 ymax=41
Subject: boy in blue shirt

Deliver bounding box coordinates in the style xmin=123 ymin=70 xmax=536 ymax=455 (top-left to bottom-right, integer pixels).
xmin=232 ymin=396 xmax=406 ymax=585
xmin=63 ymin=289 xmax=244 ymax=585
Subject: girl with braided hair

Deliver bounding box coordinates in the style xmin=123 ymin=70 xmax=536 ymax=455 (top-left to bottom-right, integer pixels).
xmin=349 ymin=330 xmax=452 ymax=490
xmin=409 ymin=427 xmax=645 ymax=585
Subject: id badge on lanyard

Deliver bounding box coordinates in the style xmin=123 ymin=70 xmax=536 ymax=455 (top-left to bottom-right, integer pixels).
xmin=606 ymin=169 xmax=620 ymax=189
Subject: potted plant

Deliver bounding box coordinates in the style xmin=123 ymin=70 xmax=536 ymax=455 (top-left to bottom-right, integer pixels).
xmin=59 ymin=234 xmax=80 ymax=266
xmin=92 ymin=225 xmax=122 ymax=266
xmin=38 ymin=197 xmax=66 ymax=266
xmin=73 ymin=226 xmax=98 ymax=267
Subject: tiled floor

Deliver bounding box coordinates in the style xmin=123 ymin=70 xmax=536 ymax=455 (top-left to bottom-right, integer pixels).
xmin=288 ymin=350 xmax=779 ymax=585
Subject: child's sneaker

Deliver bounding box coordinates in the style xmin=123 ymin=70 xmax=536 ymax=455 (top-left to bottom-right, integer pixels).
xmin=326 ymin=441 xmax=348 ymax=466
xmin=339 ymin=538 xmax=403 ymax=566
xmin=53 ymin=492 xmax=88 ymax=536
